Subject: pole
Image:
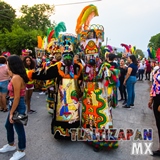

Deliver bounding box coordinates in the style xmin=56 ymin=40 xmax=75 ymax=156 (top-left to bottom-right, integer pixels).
xmin=106 ymin=37 xmax=108 ymax=46
xmin=55 ymin=0 xmax=102 ymax=6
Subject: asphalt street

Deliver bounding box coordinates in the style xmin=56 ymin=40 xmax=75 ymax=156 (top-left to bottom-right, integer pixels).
xmin=0 ymin=80 xmax=159 ymax=160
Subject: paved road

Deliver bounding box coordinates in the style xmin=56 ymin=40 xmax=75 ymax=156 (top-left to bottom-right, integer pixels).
xmin=0 ymin=80 xmax=159 ymax=160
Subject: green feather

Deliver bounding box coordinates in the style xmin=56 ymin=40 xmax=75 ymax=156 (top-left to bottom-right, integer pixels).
xmin=54 ymin=22 xmax=67 ymax=38
xmin=151 ymin=48 xmax=156 ymax=59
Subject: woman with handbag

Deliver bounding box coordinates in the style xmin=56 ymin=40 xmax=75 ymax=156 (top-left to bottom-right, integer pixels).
xmin=0 ymin=55 xmax=29 ymax=160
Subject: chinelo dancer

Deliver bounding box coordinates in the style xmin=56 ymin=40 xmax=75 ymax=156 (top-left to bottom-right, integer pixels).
xmin=75 ymin=4 xmax=119 ymax=151
xmin=43 ymin=23 xmax=65 ymax=115
xmin=27 ymin=29 xmax=83 ymax=139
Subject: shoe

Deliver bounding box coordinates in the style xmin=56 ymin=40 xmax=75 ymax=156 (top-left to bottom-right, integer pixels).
xmin=0 ymin=144 xmax=16 ymax=153
xmin=39 ymin=92 xmax=45 ymax=95
xmin=28 ymin=110 xmax=37 ymax=114
xmin=122 ymin=105 xmax=131 ymax=110
xmin=3 ymin=108 xmax=9 ymax=112
xmin=122 ymin=101 xmax=126 ymax=105
xmin=151 ymin=150 xmax=160 ymax=156
xmin=10 ymin=151 xmax=25 ymax=160
xmin=93 ymin=147 xmax=100 ymax=152
xmin=118 ymin=98 xmax=124 ymax=101
xmin=0 ymin=108 xmax=3 ymax=111
xmin=130 ymin=104 xmax=134 ymax=108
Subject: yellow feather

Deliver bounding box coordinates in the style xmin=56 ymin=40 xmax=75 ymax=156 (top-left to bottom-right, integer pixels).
xmin=81 ymin=6 xmax=98 ymax=26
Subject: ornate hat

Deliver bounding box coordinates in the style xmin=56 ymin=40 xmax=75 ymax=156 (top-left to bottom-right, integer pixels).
xmin=22 ymin=49 xmax=32 ymax=57
xmin=58 ymin=34 xmax=77 ymax=59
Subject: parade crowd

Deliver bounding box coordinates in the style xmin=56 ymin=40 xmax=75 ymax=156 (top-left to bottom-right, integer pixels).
xmin=0 ymin=4 xmax=160 ymax=160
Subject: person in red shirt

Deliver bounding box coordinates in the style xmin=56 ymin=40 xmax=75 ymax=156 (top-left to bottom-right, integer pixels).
xmin=145 ymin=61 xmax=152 ymax=81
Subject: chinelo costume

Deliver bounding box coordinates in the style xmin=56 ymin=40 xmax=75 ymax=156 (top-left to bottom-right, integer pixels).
xmin=28 ymin=30 xmax=83 ymax=139
xmin=34 ymin=47 xmax=46 ymax=91
xmin=75 ymin=5 xmax=119 ymax=151
xmin=43 ymin=23 xmax=66 ymax=115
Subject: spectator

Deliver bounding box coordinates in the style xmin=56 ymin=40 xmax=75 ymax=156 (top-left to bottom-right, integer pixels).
xmin=108 ymin=53 xmax=118 ymax=69
xmin=123 ymin=55 xmax=138 ymax=110
xmin=0 ymin=55 xmax=28 ymax=160
xmin=23 ymin=56 xmax=36 ymax=114
xmin=118 ymin=59 xmax=127 ymax=105
xmin=145 ymin=61 xmax=152 ymax=81
xmin=148 ymin=68 xmax=160 ymax=157
xmin=138 ymin=60 xmax=146 ymax=81
xmin=0 ymin=56 xmax=10 ymax=112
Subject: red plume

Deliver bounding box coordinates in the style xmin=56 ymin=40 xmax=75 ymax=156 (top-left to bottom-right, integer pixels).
xmin=121 ymin=43 xmax=130 ymax=52
xmin=48 ymin=30 xmax=54 ymax=43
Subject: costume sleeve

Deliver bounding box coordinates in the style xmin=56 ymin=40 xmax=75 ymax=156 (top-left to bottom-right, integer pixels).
xmin=32 ymin=65 xmax=59 ymax=80
xmin=150 ymin=70 xmax=160 ymax=97
xmin=78 ymin=72 xmax=83 ymax=81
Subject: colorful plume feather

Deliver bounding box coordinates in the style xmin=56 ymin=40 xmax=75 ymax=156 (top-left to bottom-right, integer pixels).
xmin=106 ymin=45 xmax=113 ymax=52
xmin=156 ymin=48 xmax=160 ymax=62
xmin=47 ymin=28 xmax=53 ymax=43
xmin=121 ymin=43 xmax=130 ymax=53
xmin=130 ymin=46 xmax=136 ymax=54
xmin=48 ymin=30 xmax=54 ymax=43
xmin=54 ymin=22 xmax=66 ymax=38
xmin=42 ymin=36 xmax=46 ymax=49
xmin=147 ymin=48 xmax=152 ymax=58
xmin=37 ymin=36 xmax=42 ymax=48
xmin=133 ymin=46 xmax=136 ymax=54
xmin=75 ymin=4 xmax=99 ymax=34
xmin=151 ymin=47 xmax=156 ymax=59
xmin=147 ymin=47 xmax=155 ymax=59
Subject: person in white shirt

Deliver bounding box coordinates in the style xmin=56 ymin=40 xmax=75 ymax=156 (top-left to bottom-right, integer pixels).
xmin=138 ymin=60 xmax=146 ymax=81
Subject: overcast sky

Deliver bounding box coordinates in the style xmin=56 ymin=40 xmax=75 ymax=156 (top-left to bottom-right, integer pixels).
xmin=4 ymin=0 xmax=160 ymax=51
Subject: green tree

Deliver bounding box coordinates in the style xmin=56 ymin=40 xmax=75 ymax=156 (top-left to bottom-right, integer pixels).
xmin=16 ymin=4 xmax=55 ymax=34
xmin=134 ymin=49 xmax=145 ymax=59
xmin=148 ymin=33 xmax=160 ymax=50
xmin=0 ymin=25 xmax=43 ymax=55
xmin=117 ymin=52 xmax=122 ymax=58
xmin=0 ymin=1 xmax=16 ymax=32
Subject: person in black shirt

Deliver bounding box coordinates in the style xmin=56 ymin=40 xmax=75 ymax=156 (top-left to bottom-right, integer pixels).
xmin=123 ymin=55 xmax=138 ymax=109
xmin=108 ymin=53 xmax=118 ymax=69
xmin=118 ymin=59 xmax=127 ymax=104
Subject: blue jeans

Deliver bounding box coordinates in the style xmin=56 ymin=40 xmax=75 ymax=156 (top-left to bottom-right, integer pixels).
xmin=0 ymin=80 xmax=9 ymax=93
xmin=126 ymin=76 xmax=137 ymax=106
xmin=5 ymin=97 xmax=26 ymax=150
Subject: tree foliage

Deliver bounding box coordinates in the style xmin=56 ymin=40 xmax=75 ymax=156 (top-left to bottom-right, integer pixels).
xmin=0 ymin=26 xmax=43 ymax=55
xmin=134 ymin=49 xmax=145 ymax=59
xmin=0 ymin=3 xmax=56 ymax=55
xmin=0 ymin=1 xmax=16 ymax=32
xmin=148 ymin=33 xmax=160 ymax=51
xmin=17 ymin=4 xmax=55 ymax=34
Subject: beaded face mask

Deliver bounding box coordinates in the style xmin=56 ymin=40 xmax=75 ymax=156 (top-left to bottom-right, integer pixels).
xmin=77 ymin=25 xmax=104 ymax=65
